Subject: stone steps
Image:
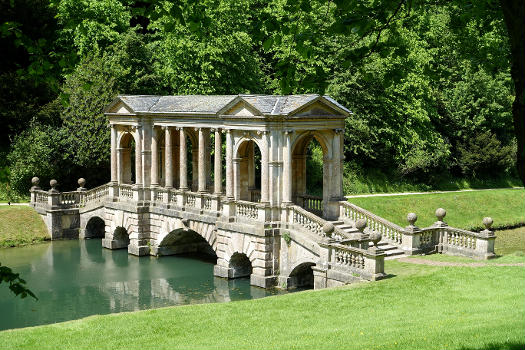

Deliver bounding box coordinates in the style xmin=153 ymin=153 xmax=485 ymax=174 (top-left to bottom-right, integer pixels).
xmin=373 ymin=241 xmax=406 ymax=260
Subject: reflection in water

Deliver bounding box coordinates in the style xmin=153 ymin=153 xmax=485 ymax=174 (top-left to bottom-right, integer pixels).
xmin=0 ymin=240 xmax=284 ymax=331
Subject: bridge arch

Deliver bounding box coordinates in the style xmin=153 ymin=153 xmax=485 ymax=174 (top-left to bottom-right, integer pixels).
xmin=154 ymin=218 xmax=218 ymax=257
xmin=84 ymin=216 xmax=105 ymax=239
xmin=286 ymin=261 xmax=316 ymax=290
xmin=228 ymin=252 xmax=253 ymax=278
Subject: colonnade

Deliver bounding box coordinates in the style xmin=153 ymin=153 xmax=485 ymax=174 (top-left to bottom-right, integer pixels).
xmin=110 ymin=125 xmax=272 ymax=204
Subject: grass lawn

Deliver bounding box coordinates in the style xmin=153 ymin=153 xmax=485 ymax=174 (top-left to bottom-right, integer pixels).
xmin=0 ymin=258 xmax=523 ymax=350
xmin=0 ymin=206 xmax=49 ymax=248
xmin=348 ymin=188 xmax=525 ymax=231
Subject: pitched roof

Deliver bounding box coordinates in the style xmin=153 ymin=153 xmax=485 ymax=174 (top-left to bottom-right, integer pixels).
xmin=106 ymin=94 xmax=351 ymax=116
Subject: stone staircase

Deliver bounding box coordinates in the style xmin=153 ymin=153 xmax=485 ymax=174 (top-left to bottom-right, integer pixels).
xmin=331 ymin=220 xmax=406 ymax=260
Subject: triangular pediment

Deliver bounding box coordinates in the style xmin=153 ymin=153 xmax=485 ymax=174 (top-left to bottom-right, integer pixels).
xmin=104 ymin=97 xmax=135 ymax=114
xmin=288 ymin=100 xmax=339 ymax=118
xmin=218 ymin=97 xmax=263 ymax=117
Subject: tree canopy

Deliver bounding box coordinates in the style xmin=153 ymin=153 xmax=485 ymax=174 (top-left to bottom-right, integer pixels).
xmin=0 ymin=0 xmax=521 ymax=194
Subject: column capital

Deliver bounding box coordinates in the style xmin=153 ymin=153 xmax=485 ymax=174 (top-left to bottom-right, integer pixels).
xmin=284 ymin=129 xmax=294 ymax=135
xmin=334 ymin=128 xmax=344 ymax=134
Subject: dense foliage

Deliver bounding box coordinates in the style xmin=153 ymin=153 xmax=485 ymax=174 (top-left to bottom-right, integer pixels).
xmin=0 ymin=0 xmax=519 ymax=194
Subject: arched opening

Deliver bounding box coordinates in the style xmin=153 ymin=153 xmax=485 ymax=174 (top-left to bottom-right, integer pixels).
xmin=84 ymin=217 xmax=105 ymax=239
xmin=229 ymin=252 xmax=252 ymax=279
xmin=112 ymin=226 xmax=130 ymax=248
xmin=292 ymin=134 xmax=327 ymax=217
xmin=235 ymin=140 xmax=262 ymax=202
xmin=287 ymin=262 xmax=315 ymax=290
xmin=119 ymin=132 xmax=136 ymax=184
xmin=157 ymin=229 xmax=217 ymax=262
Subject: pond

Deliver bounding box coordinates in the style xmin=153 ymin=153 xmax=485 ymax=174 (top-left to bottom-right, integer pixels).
xmin=0 ymin=240 xmax=285 ymax=331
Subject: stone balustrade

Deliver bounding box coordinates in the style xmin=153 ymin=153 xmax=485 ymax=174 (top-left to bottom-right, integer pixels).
xmin=339 ymin=201 xmax=496 ymax=259
xmin=339 ymin=201 xmax=404 ymax=244
xmin=296 ymin=194 xmax=323 ymax=217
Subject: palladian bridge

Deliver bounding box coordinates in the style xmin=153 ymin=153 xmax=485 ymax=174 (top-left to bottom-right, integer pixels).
xmin=30 ymin=94 xmax=497 ymax=289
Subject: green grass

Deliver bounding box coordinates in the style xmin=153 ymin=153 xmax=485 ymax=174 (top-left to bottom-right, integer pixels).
xmin=343 ymin=165 xmax=522 ymax=194
xmin=0 ymin=206 xmax=49 ymax=248
xmin=0 ymin=260 xmax=523 ymax=349
xmin=348 ymin=188 xmax=525 ymax=231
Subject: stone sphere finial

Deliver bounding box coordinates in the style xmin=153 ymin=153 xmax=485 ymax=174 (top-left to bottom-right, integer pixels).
xmin=50 ymin=179 xmax=58 ymax=189
xmin=407 ymin=212 xmax=418 ymax=226
xmin=323 ymin=222 xmax=335 ymax=236
xmin=369 ymin=230 xmax=382 ymax=247
xmin=435 ymin=208 xmax=446 ymax=221
xmin=483 ymin=217 xmax=493 ymax=230
xmin=355 ymin=218 xmax=367 ymax=231
xmin=78 ymin=178 xmax=86 ymax=187
xmin=31 ymin=177 xmax=40 ymax=186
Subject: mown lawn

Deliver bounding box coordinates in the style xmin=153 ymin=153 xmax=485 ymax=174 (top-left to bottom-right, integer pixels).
xmin=349 ymin=188 xmax=525 ymax=231
xmin=0 ymin=258 xmax=523 ymax=350
xmin=0 ymin=206 xmax=49 ymax=248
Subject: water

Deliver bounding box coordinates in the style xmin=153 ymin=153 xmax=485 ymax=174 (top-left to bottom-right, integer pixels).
xmin=0 ymin=240 xmax=284 ymax=331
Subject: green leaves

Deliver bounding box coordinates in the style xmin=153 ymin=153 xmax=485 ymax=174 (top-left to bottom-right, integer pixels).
xmin=0 ymin=263 xmax=37 ymax=300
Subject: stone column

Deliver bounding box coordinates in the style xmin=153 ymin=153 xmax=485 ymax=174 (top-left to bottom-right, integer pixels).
xmin=198 ymin=128 xmax=206 ymax=192
xmin=331 ymin=129 xmax=343 ymax=200
xmin=151 ymin=127 xmax=159 ymax=186
xmin=233 ymin=157 xmax=241 ymax=200
xmin=110 ymin=124 xmax=118 ymax=183
xmin=164 ymin=127 xmax=173 ymax=188
xmin=134 ymin=126 xmax=143 ymax=185
xmin=179 ymin=127 xmax=188 ymax=190
xmin=225 ymin=129 xmax=234 ymax=199
xmin=214 ymin=129 xmax=222 ymax=194
xmin=261 ymin=132 xmax=269 ymax=203
xmin=282 ymin=130 xmax=293 ymax=204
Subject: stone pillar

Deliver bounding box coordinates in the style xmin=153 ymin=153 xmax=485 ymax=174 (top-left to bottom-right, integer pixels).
xmin=261 ymin=132 xmax=269 ymax=203
xmin=233 ymin=157 xmax=241 ymax=200
xmin=110 ymin=124 xmax=118 ymax=183
xmin=164 ymin=127 xmax=173 ymax=188
xmin=134 ymin=126 xmax=143 ymax=185
xmin=282 ymin=130 xmax=293 ymax=204
xmin=198 ymin=128 xmax=206 ymax=192
xmin=331 ymin=129 xmax=343 ymax=200
xmin=214 ymin=129 xmax=222 ymax=194
xmin=179 ymin=127 xmax=188 ymax=190
xmin=225 ymin=129 xmax=234 ymax=199
xmin=142 ymin=121 xmax=152 ymax=190
xmin=151 ymin=127 xmax=159 ymax=186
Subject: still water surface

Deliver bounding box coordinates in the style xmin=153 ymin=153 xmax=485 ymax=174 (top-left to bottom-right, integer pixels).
xmin=0 ymin=240 xmax=284 ymax=331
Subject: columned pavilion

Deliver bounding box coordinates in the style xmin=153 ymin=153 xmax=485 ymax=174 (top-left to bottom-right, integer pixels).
xmin=105 ymin=94 xmax=349 ymax=219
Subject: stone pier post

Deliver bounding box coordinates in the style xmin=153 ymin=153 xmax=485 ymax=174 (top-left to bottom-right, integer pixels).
xmin=164 ymin=127 xmax=173 ymax=188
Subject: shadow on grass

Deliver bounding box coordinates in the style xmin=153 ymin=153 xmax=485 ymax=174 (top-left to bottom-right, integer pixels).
xmin=458 ymin=342 xmax=525 ymax=350
xmin=380 ymin=273 xmax=397 ymax=280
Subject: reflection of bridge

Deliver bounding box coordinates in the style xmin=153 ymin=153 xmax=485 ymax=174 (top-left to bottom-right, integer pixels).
xmin=30 ymin=94 xmax=496 ymax=289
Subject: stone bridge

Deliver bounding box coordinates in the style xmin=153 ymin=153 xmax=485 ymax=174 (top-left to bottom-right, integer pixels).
xmin=30 ymin=94 xmax=497 ymax=290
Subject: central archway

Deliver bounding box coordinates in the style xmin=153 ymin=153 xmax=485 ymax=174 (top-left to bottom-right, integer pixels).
xmin=118 ymin=132 xmax=136 ymax=184
xmin=292 ymin=132 xmax=330 ymax=217
xmin=234 ymin=139 xmax=262 ymax=202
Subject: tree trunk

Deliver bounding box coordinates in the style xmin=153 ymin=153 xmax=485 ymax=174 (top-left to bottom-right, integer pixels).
xmin=500 ymin=0 xmax=525 ymax=186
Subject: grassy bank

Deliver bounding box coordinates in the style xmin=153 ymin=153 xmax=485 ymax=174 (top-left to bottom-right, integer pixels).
xmin=348 ymin=188 xmax=525 ymax=231
xmin=342 ymin=166 xmax=522 ymax=194
xmin=0 ymin=206 xmax=49 ymax=248
xmin=0 ymin=257 xmax=523 ymax=349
